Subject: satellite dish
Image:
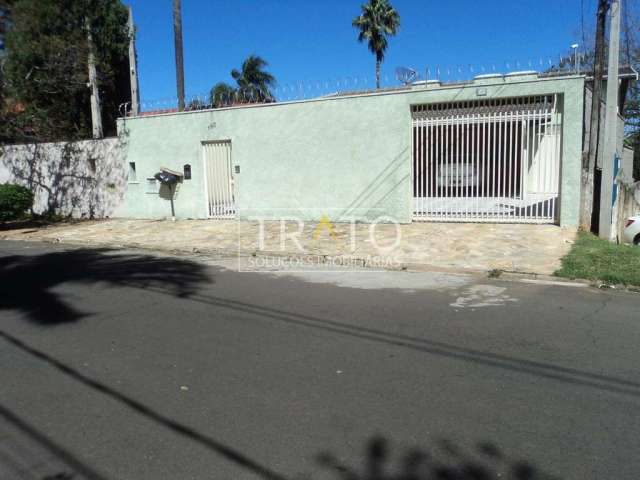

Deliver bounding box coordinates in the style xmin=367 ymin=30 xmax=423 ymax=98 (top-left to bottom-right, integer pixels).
xmin=396 ymin=66 xmax=418 ymax=85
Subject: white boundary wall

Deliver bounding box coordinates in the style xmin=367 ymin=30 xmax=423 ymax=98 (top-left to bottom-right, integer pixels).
xmin=0 ymin=137 xmax=127 ymax=218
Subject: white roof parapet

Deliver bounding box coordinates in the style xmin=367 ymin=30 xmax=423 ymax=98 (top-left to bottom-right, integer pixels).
xmin=504 ymin=70 xmax=539 ymax=77
xmin=473 ymin=73 xmax=503 ymax=79
xmin=473 ymin=73 xmax=503 ymax=85
xmin=504 ymin=70 xmax=539 ymax=82
xmin=411 ymin=79 xmax=442 ymax=89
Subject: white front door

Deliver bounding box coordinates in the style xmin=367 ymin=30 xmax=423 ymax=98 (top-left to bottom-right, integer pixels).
xmin=203 ymin=141 xmax=235 ymax=219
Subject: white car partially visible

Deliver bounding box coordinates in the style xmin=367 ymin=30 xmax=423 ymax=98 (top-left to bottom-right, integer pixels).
xmin=623 ymin=216 xmax=640 ymax=245
xmin=436 ymin=163 xmax=479 ymax=188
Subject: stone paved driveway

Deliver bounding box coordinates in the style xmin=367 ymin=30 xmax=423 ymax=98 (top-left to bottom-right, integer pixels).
xmin=0 ymin=219 xmax=576 ymax=275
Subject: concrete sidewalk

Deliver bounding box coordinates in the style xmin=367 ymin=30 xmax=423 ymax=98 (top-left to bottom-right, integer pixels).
xmin=0 ymin=219 xmax=576 ymax=275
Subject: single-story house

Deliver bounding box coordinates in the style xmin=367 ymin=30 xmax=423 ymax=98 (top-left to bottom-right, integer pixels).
xmin=3 ymin=68 xmax=636 ymax=231
xmin=116 ymin=71 xmax=589 ymax=227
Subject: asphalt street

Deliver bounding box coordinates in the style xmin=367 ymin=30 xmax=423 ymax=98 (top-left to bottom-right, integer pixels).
xmin=0 ymin=240 xmax=639 ymax=480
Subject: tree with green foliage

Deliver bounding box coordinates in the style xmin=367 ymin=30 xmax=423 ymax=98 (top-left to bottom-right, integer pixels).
xmin=1 ymin=0 xmax=15 ymax=136
xmin=352 ymin=0 xmax=400 ymax=89
xmin=231 ymin=55 xmax=276 ymax=102
xmin=210 ymin=55 xmax=276 ymax=108
xmin=186 ymin=98 xmax=207 ymax=111
xmin=0 ymin=183 xmax=33 ymax=221
xmin=0 ymin=0 xmax=131 ymax=143
xmin=210 ymin=81 xmax=237 ymax=108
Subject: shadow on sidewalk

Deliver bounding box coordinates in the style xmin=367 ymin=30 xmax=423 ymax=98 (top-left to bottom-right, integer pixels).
xmin=0 ymin=219 xmax=54 ymax=232
xmin=0 ymin=248 xmax=211 ymax=324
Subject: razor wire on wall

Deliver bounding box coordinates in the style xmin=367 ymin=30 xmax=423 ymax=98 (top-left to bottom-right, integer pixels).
xmin=130 ymin=54 xmax=600 ymax=116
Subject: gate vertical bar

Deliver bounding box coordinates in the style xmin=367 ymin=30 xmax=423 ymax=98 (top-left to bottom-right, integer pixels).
xmin=474 ymin=109 xmax=478 ymax=218
xmin=498 ymin=102 xmax=503 ymax=220
xmin=418 ymin=110 xmax=422 ymax=218
xmin=509 ymin=108 xmax=515 ymax=221
xmin=465 ymin=109 xmax=470 ymax=221
xmin=420 ymin=114 xmax=424 ymax=218
xmin=438 ymin=107 xmax=442 ymax=219
xmin=427 ymin=117 xmax=432 ymax=217
xmin=412 ymin=108 xmax=416 ymax=218
xmin=523 ymin=102 xmax=529 ymax=222
xmin=490 ymin=101 xmax=496 ymax=218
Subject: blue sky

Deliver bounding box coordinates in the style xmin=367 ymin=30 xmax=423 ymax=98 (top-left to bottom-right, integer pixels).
xmin=126 ymin=0 xmax=597 ymax=103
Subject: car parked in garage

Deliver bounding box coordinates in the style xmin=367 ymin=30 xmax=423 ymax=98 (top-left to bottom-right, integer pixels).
xmin=436 ymin=162 xmax=480 ymax=190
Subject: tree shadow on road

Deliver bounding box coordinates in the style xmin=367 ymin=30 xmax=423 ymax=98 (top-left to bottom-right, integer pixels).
xmin=0 ymin=396 xmax=562 ymax=480
xmin=0 ymin=330 xmax=289 ymax=480
xmin=317 ymin=435 xmax=560 ymax=480
xmin=0 ymin=247 xmax=211 ymax=325
xmin=0 ymin=328 xmax=562 ymax=480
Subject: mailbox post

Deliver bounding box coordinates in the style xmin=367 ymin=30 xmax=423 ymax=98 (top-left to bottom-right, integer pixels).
xmin=154 ymin=167 xmax=183 ymax=221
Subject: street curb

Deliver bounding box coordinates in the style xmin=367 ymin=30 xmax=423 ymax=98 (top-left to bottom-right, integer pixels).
xmin=4 ymin=234 xmax=602 ymax=290
xmin=496 ymin=272 xmax=591 ymax=288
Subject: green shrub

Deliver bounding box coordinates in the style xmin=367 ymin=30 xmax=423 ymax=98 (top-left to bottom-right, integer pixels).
xmin=0 ymin=184 xmax=34 ymax=221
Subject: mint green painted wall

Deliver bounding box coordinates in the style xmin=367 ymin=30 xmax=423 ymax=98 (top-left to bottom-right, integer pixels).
xmin=116 ymin=75 xmax=585 ymax=226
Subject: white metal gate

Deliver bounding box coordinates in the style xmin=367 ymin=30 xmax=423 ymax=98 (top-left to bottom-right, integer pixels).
xmin=203 ymin=141 xmax=235 ymax=219
xmin=412 ymin=95 xmax=562 ymax=223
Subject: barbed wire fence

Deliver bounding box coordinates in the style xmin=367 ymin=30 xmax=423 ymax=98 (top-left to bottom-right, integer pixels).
xmin=134 ymin=54 xmax=594 ymax=115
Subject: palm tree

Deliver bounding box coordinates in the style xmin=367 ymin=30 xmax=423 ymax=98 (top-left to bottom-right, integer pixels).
xmin=210 ymin=82 xmax=236 ymax=108
xmin=209 ymin=55 xmax=276 ymax=107
xmin=172 ymin=0 xmax=185 ymax=111
xmin=352 ymin=0 xmax=400 ymax=89
xmin=231 ymin=55 xmax=276 ymax=103
xmin=186 ymin=98 xmax=206 ymax=111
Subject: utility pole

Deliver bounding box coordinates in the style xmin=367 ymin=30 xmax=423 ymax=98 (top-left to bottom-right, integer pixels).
xmin=580 ymin=0 xmax=610 ymax=231
xmin=598 ymin=0 xmax=621 ymax=239
xmin=86 ymin=17 xmax=103 ymax=139
xmin=172 ymin=0 xmax=185 ymax=112
xmin=128 ymin=6 xmax=140 ymax=116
